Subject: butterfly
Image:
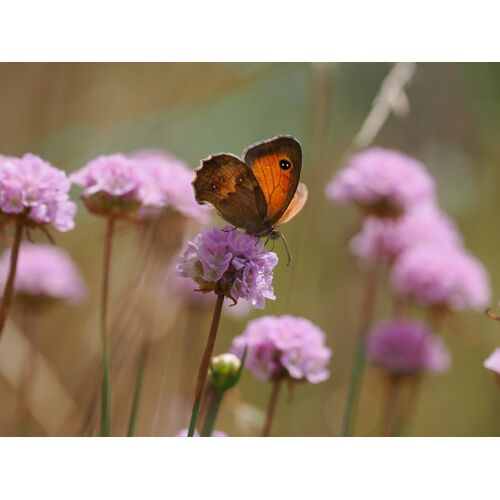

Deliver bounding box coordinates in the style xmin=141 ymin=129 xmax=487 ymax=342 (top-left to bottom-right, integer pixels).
xmin=192 ymin=135 xmax=308 ymax=264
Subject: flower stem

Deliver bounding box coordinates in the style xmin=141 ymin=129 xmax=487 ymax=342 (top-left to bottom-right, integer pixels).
xmin=342 ymin=266 xmax=379 ymax=436
xmin=100 ymin=217 xmax=115 ymax=437
xmin=261 ymin=378 xmax=282 ymax=437
xmin=187 ymin=293 xmax=225 ymax=437
xmin=127 ymin=342 xmax=149 ymax=437
xmin=0 ymin=221 xmax=24 ymax=339
xmin=201 ymin=387 xmax=223 ymax=437
xmin=382 ymin=374 xmax=403 ymax=436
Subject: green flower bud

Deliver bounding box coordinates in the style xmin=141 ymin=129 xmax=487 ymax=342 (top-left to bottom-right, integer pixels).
xmin=209 ymin=353 xmax=242 ymax=392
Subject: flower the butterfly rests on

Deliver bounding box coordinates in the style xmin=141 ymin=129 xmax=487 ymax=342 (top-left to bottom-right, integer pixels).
xmin=192 ymin=135 xmax=308 ymax=264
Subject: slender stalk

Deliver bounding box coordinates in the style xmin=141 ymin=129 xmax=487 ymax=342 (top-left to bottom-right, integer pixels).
xmin=382 ymin=375 xmax=402 ymax=436
xmin=342 ymin=266 xmax=379 ymax=436
xmin=0 ymin=221 xmax=24 ymax=339
xmin=201 ymin=388 xmax=223 ymax=437
xmin=187 ymin=293 xmax=225 ymax=437
xmin=100 ymin=217 xmax=115 ymax=437
xmin=127 ymin=343 xmax=149 ymax=437
xmin=261 ymin=378 xmax=282 ymax=437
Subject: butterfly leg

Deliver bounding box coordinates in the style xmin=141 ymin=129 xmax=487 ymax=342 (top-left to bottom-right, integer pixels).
xmin=221 ymin=226 xmax=238 ymax=233
xmin=278 ymin=232 xmax=292 ymax=266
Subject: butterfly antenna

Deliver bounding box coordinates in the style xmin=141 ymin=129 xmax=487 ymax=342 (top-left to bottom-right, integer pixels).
xmin=279 ymin=232 xmax=292 ymax=266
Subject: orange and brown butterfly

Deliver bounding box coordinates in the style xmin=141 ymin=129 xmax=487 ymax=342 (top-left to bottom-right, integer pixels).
xmin=192 ymin=135 xmax=308 ymax=264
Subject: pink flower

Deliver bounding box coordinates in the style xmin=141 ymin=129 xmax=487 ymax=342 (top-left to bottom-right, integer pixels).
xmin=367 ymin=319 xmax=450 ymax=375
xmin=350 ymin=203 xmax=462 ymax=263
xmin=0 ymin=154 xmax=76 ymax=232
xmin=232 ymin=315 xmax=332 ymax=383
xmin=177 ymin=227 xmax=278 ymax=309
xmin=131 ymin=150 xmax=211 ymax=223
xmin=484 ymin=348 xmax=500 ymax=375
xmin=391 ymin=243 xmax=491 ymax=311
xmin=70 ymin=154 xmax=163 ymax=218
xmin=325 ymin=147 xmax=435 ymax=217
xmin=0 ymin=243 xmax=86 ymax=303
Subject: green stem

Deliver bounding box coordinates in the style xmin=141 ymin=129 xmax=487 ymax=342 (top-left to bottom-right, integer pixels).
xmin=342 ymin=266 xmax=379 ymax=436
xmin=100 ymin=217 xmax=115 ymax=437
xmin=261 ymin=378 xmax=282 ymax=437
xmin=201 ymin=388 xmax=223 ymax=437
xmin=187 ymin=293 xmax=225 ymax=437
xmin=127 ymin=344 xmax=149 ymax=437
xmin=0 ymin=221 xmax=24 ymax=339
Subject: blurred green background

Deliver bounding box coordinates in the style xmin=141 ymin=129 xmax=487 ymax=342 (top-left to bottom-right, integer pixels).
xmin=0 ymin=62 xmax=499 ymax=436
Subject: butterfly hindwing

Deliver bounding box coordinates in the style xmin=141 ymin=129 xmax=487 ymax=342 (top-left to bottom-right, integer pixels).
xmin=275 ymin=182 xmax=308 ymax=227
xmin=192 ymin=153 xmax=269 ymax=233
xmin=243 ymin=136 xmax=302 ymax=225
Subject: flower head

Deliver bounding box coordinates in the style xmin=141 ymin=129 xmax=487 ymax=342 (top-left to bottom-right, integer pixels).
xmin=0 ymin=243 xmax=86 ymax=304
xmin=367 ymin=319 xmax=450 ymax=375
xmin=350 ymin=203 xmax=462 ymax=263
xmin=391 ymin=243 xmax=491 ymax=311
xmin=484 ymin=348 xmax=500 ymax=375
xmin=70 ymin=154 xmax=163 ymax=218
xmin=131 ymin=150 xmax=211 ymax=223
xmin=325 ymin=147 xmax=435 ymax=217
xmin=231 ymin=315 xmax=332 ymax=383
xmin=176 ymin=226 xmax=278 ymax=309
xmin=0 ymin=153 xmax=76 ymax=232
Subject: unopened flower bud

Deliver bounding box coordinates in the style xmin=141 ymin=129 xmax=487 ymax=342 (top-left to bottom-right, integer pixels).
xmin=209 ymin=353 xmax=242 ymax=391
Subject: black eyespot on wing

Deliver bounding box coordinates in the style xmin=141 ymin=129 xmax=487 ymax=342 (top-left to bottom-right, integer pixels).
xmin=279 ymin=159 xmax=291 ymax=170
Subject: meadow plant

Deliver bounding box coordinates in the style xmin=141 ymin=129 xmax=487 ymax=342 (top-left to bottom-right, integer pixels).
xmin=177 ymin=226 xmax=278 ymax=436
xmin=71 ymin=153 xmax=165 ymax=436
xmin=231 ymin=315 xmax=331 ymax=436
xmin=0 ymin=154 xmax=76 ymax=338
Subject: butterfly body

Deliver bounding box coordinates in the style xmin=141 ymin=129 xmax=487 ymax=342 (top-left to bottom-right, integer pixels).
xmin=192 ymin=136 xmax=308 ymax=252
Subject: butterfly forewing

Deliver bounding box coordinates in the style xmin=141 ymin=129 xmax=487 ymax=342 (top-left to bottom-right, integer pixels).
xmin=243 ymin=136 xmax=302 ymax=225
xmin=192 ymin=153 xmax=269 ymax=233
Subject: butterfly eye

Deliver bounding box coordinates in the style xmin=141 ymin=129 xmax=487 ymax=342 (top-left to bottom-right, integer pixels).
xmin=279 ymin=159 xmax=291 ymax=170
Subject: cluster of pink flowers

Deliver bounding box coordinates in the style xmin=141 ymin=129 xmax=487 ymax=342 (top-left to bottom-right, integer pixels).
xmin=176 ymin=226 xmax=278 ymax=309
xmin=231 ymin=315 xmax=332 ymax=383
xmin=367 ymin=319 xmax=450 ymax=375
xmin=0 ymin=243 xmax=86 ymax=304
xmin=0 ymin=153 xmax=76 ymax=232
xmin=327 ymin=147 xmax=491 ymax=313
xmin=131 ymin=150 xmax=210 ymax=223
xmin=71 ymin=151 xmax=212 ymax=223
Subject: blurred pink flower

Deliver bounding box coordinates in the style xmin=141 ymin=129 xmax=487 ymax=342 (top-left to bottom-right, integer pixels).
xmin=177 ymin=226 xmax=278 ymax=309
xmin=0 ymin=243 xmax=86 ymax=303
xmin=350 ymin=203 xmax=462 ymax=263
xmin=325 ymin=147 xmax=435 ymax=217
xmin=232 ymin=315 xmax=332 ymax=383
xmin=70 ymin=153 xmax=163 ymax=218
xmin=391 ymin=243 xmax=490 ymax=311
xmin=132 ymin=150 xmax=211 ymax=223
xmin=175 ymin=428 xmax=227 ymax=437
xmin=367 ymin=319 xmax=450 ymax=375
xmin=0 ymin=153 xmax=76 ymax=232
xmin=483 ymin=348 xmax=500 ymax=375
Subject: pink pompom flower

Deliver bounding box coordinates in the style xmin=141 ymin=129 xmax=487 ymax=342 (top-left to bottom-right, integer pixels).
xmin=0 ymin=153 xmax=76 ymax=232
xmin=325 ymin=147 xmax=435 ymax=217
xmin=390 ymin=243 xmax=491 ymax=312
xmin=70 ymin=153 xmax=163 ymax=219
xmin=176 ymin=226 xmax=278 ymax=309
xmin=367 ymin=319 xmax=450 ymax=375
xmin=0 ymin=243 xmax=86 ymax=305
xmin=349 ymin=203 xmax=462 ymax=263
xmin=232 ymin=315 xmax=332 ymax=383
xmin=131 ymin=150 xmax=211 ymax=223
